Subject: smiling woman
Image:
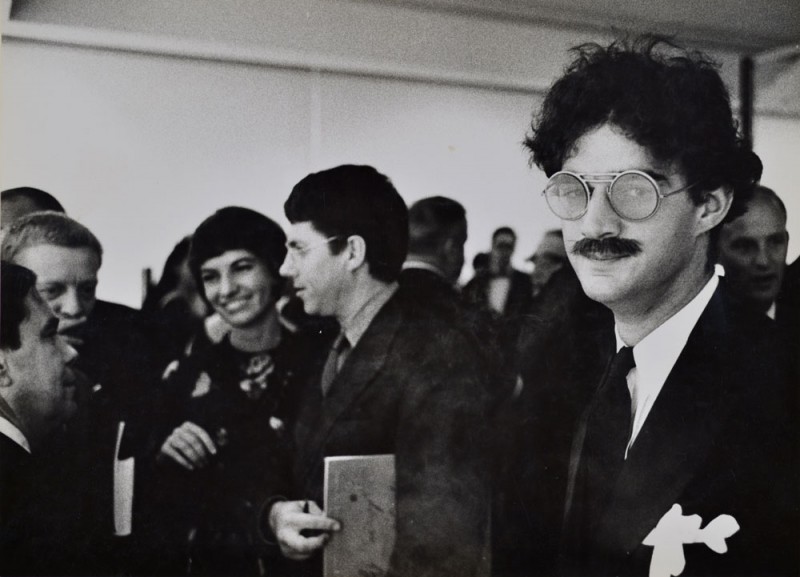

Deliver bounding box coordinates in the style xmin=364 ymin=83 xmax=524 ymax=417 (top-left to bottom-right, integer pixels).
xmin=138 ymin=207 xmax=316 ymax=576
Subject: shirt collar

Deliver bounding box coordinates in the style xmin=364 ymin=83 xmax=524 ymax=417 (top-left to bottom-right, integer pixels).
xmin=767 ymin=301 xmax=777 ymax=320
xmin=340 ymin=283 xmax=398 ymax=349
xmin=0 ymin=415 xmax=31 ymax=453
xmin=402 ymin=260 xmax=448 ymax=279
xmin=616 ymin=274 xmax=719 ymax=391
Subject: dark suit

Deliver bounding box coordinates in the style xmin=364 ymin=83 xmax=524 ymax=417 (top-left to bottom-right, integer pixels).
xmin=288 ymin=294 xmax=492 ymax=577
xmin=44 ymin=299 xmax=160 ymax=574
xmin=559 ymin=285 xmax=799 ymax=576
xmin=495 ymin=265 xmax=613 ymax=576
xmin=463 ymin=269 xmax=532 ymax=360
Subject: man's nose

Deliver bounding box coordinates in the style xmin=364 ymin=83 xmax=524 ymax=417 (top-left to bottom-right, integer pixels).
xmin=55 ymin=289 xmax=88 ymax=319
xmin=279 ymin=254 xmax=294 ymax=278
xmin=754 ymin=243 xmax=772 ymax=267
xmin=580 ymin=185 xmax=622 ymax=239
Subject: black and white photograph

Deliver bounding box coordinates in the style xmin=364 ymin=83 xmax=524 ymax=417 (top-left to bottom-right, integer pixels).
xmin=1 ymin=1 xmax=798 ymax=576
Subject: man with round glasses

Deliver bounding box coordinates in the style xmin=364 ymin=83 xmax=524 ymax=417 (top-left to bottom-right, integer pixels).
xmin=513 ymin=36 xmax=798 ymax=576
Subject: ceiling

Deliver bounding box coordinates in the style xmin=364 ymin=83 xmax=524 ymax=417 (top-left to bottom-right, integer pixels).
xmin=4 ymin=0 xmax=799 ymax=116
xmin=381 ymin=0 xmax=800 ymax=54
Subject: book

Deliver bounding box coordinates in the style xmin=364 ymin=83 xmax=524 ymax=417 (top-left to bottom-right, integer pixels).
xmin=323 ymin=454 xmax=396 ymax=577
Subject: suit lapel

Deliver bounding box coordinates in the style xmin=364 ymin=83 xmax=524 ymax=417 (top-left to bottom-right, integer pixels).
xmin=594 ymin=288 xmax=739 ymax=563
xmin=296 ymin=298 xmax=402 ymax=482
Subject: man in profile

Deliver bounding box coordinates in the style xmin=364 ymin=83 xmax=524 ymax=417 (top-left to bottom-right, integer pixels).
xmin=2 ymin=212 xmax=158 ymax=573
xmin=0 ymin=261 xmax=79 ymax=574
xmin=518 ymin=36 xmax=797 ymax=576
xmin=265 ymin=165 xmax=491 ymax=577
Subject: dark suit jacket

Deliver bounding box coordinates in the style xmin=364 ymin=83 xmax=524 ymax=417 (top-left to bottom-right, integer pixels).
xmin=463 ymin=269 xmax=532 ymax=362
xmin=288 ymin=294 xmax=492 ymax=577
xmin=560 ymin=285 xmax=799 ymax=576
xmin=397 ymin=267 xmax=514 ymax=407
xmin=494 ymin=265 xmax=613 ymax=577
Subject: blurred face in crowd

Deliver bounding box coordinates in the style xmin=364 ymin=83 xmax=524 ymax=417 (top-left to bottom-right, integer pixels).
xmin=13 ymin=245 xmax=100 ymax=347
xmin=491 ymin=232 xmax=516 ymax=272
xmin=718 ymin=198 xmax=788 ymax=312
xmin=530 ymin=232 xmax=568 ymax=297
xmin=280 ymin=222 xmax=349 ymax=317
xmin=1 ymin=288 xmax=78 ymax=438
xmin=560 ymin=124 xmax=716 ymax=316
xmin=200 ymin=249 xmax=276 ymax=329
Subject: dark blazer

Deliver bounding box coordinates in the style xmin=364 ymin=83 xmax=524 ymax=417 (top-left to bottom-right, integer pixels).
xmin=289 ymin=294 xmax=492 ymax=577
xmin=560 ymin=285 xmax=799 ymax=576
xmin=494 ymin=266 xmax=613 ymax=577
xmin=463 ymin=269 xmax=532 ymax=320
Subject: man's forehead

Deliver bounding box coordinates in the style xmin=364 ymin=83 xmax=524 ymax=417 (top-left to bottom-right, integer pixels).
xmin=287 ymin=221 xmax=325 ymax=242
xmin=15 ymin=244 xmax=100 ymax=278
xmin=726 ymin=201 xmax=787 ymax=238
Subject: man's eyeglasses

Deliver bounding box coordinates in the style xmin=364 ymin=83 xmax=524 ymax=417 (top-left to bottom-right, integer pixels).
xmin=542 ymin=170 xmax=696 ymax=221
xmin=285 ymin=236 xmax=341 ymax=260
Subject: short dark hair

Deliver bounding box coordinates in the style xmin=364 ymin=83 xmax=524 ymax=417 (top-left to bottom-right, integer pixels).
xmin=492 ymin=227 xmax=516 ymax=242
xmin=408 ymin=196 xmax=466 ymax=255
xmin=1 ymin=187 xmax=65 ymax=214
xmin=525 ymin=35 xmax=761 ymax=226
xmin=284 ymin=165 xmax=408 ymax=282
xmin=189 ymin=206 xmax=287 ymax=298
xmin=2 ymin=211 xmax=103 ymax=265
xmin=1 ymin=261 xmax=37 ymax=351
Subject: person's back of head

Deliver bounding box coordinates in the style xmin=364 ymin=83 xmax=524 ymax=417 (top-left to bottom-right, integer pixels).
xmin=718 ymin=185 xmax=789 ymax=313
xmin=1 ymin=187 xmax=65 ymax=235
xmin=408 ymin=196 xmax=467 ymax=282
xmin=284 ymin=164 xmax=408 ymax=283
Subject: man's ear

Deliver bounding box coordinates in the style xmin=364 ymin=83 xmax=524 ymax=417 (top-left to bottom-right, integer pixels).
xmin=344 ymin=235 xmax=367 ymax=272
xmin=0 ymin=352 xmax=12 ymax=388
xmin=696 ymin=186 xmax=733 ymax=235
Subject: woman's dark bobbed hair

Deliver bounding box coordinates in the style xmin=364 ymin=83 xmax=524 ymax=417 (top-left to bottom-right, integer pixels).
xmin=188 ymin=206 xmax=287 ymax=299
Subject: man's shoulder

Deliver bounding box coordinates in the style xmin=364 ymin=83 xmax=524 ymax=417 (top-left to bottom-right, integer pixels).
xmin=89 ymin=299 xmax=147 ymax=331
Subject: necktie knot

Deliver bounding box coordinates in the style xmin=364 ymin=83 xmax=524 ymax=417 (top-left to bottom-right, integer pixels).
xmin=321 ymin=332 xmax=351 ymax=396
xmin=607 ymin=346 xmax=635 ymax=391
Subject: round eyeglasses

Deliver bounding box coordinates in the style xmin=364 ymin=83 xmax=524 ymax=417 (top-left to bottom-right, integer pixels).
xmin=542 ymin=170 xmax=696 ymax=221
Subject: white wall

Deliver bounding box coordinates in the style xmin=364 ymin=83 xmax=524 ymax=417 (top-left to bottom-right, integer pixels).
xmin=1 ymin=39 xmax=560 ymax=306
xmin=2 ymin=22 xmax=798 ymax=307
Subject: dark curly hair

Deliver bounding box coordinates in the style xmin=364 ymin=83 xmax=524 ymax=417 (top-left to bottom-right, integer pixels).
xmin=525 ymin=35 xmax=761 ymax=225
xmin=284 ymin=165 xmax=408 ymax=283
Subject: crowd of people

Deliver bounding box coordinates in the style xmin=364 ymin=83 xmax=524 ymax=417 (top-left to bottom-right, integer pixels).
xmin=1 ymin=36 xmax=798 ymax=577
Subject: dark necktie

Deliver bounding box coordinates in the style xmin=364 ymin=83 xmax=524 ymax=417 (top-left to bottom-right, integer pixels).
xmin=576 ymin=346 xmax=636 ymax=537
xmin=320 ymin=333 xmax=351 ymax=397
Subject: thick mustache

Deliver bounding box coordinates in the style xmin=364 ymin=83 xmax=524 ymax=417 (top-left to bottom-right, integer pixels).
xmin=571 ymin=237 xmax=642 ymax=258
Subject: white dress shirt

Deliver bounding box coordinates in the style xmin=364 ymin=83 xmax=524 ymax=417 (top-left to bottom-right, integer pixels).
xmin=0 ymin=414 xmax=31 ymax=453
xmin=616 ymin=274 xmax=719 ymax=458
